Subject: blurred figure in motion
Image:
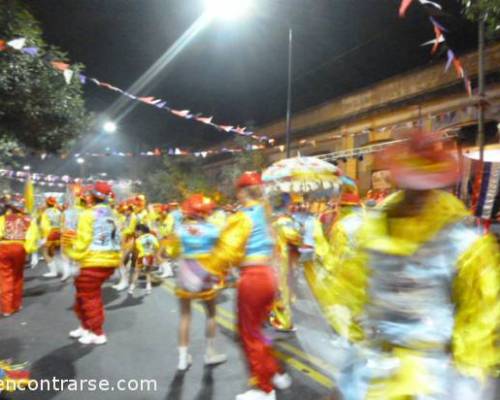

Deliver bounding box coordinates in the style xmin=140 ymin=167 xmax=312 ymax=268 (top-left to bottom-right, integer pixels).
xmin=202 ymin=172 xmax=291 ymax=400
xmin=40 ymin=196 xmax=62 ymax=278
xmin=0 ymin=195 xmax=39 ymax=317
xmin=66 ymin=182 xmax=121 ymax=345
xmin=128 ymin=223 xmax=159 ymax=296
xmin=327 ymin=130 xmax=499 ymax=400
xmin=167 ymin=194 xmax=227 ymax=371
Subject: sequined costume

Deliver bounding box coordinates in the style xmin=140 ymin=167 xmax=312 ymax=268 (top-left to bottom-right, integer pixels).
xmin=203 ymin=197 xmax=283 ymax=394
xmin=169 ymin=217 xmax=222 ymax=300
xmin=269 ymin=214 xmax=301 ymax=331
xmin=67 ymin=184 xmax=121 ymax=339
xmin=327 ymin=190 xmax=500 ymax=400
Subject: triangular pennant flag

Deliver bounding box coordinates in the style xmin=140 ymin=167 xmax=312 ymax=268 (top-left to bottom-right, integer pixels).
xmin=219 ymin=125 xmax=234 ymax=132
xmin=419 ymin=0 xmax=442 ymax=9
xmin=155 ymin=101 xmax=167 ymax=108
xmin=90 ymin=78 xmax=100 ymax=85
xmin=399 ymin=0 xmax=414 ymax=17
xmin=453 ymin=58 xmax=464 ymax=78
xmin=171 ymin=109 xmax=191 ymax=118
xmin=79 ymin=74 xmax=87 ymax=84
xmin=196 ymin=116 xmax=213 ymax=124
xmin=429 ymin=16 xmax=446 ymax=32
xmin=63 ymin=69 xmax=74 ymax=84
xmin=21 ymin=47 xmax=38 ymax=56
xmin=7 ymin=38 xmax=26 ymax=50
xmin=0 ymin=40 xmax=6 ymax=51
xmin=445 ymin=49 xmax=454 ymax=72
xmin=279 ymin=145 xmax=285 ymax=152
xmin=431 ymin=27 xmax=443 ymax=54
xmin=51 ymin=61 xmax=70 ymax=71
xmin=420 ymin=35 xmax=445 ymax=47
xmin=175 ymin=148 xmax=182 ymax=155
xmin=138 ymin=96 xmax=156 ymax=104
xmin=464 ymin=77 xmax=472 ymax=97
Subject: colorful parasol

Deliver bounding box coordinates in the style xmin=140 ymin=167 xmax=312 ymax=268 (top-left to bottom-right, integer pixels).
xmin=262 ymin=156 xmax=342 ymax=195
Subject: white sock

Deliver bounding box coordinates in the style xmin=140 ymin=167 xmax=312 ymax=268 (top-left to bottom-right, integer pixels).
xmin=179 ymin=346 xmax=188 ymax=358
xmin=206 ymin=338 xmax=216 ymax=355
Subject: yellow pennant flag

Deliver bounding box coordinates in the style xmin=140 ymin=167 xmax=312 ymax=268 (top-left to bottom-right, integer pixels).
xmin=24 ymin=178 xmax=35 ymax=214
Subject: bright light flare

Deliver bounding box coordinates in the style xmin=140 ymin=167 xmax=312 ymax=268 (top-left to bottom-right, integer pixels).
xmin=103 ymin=121 xmax=117 ymax=133
xmin=76 ymin=157 xmax=85 ymax=164
xmin=204 ymin=0 xmax=252 ymax=20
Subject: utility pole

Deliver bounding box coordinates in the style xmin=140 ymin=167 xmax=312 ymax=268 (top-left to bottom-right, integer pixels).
xmin=477 ymin=16 xmax=486 ymax=163
xmin=285 ymin=27 xmax=293 ymax=158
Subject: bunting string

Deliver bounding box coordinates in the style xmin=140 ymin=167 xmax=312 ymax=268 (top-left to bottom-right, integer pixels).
xmin=0 ymin=168 xmax=141 ymax=187
xmin=399 ymin=0 xmax=472 ymax=96
xmin=0 ymin=38 xmax=271 ymax=144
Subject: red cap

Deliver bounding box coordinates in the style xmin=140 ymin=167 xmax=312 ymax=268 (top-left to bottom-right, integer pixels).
xmin=182 ymin=194 xmax=216 ymax=218
xmin=46 ymin=196 xmax=57 ymax=206
xmin=340 ymin=192 xmax=361 ymax=206
xmin=91 ymin=181 xmax=113 ymax=200
xmin=236 ymin=171 xmax=262 ymax=189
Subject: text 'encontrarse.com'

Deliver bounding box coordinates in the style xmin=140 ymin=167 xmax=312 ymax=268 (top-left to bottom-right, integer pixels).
xmin=0 ymin=378 xmax=158 ymax=392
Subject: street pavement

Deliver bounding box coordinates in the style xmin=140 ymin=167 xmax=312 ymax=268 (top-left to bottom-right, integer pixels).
xmin=0 ymin=264 xmax=338 ymax=400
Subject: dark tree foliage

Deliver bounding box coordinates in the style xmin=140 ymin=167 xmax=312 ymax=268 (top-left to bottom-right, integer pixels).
xmin=461 ymin=0 xmax=500 ymax=35
xmin=0 ymin=0 xmax=88 ymax=157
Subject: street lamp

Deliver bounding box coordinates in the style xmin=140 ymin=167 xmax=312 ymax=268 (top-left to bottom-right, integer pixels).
xmin=22 ymin=165 xmax=31 ymax=171
xmin=103 ymin=121 xmax=117 ymax=134
xmin=76 ymin=157 xmax=85 ymax=178
xmin=204 ymin=0 xmax=252 ymax=20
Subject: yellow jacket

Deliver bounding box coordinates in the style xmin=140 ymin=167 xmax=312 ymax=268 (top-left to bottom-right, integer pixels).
xmin=66 ymin=204 xmax=121 ymax=268
xmin=0 ymin=214 xmax=39 ymax=253
xmin=135 ymin=233 xmax=160 ymax=258
xmin=40 ymin=207 xmax=61 ymax=238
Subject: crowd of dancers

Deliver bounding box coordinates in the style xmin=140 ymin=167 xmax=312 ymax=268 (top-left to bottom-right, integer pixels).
xmin=0 ymin=129 xmax=498 ymax=400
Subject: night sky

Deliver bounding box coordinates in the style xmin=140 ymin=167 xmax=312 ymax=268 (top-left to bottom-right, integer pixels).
xmin=20 ymin=0 xmax=477 ymax=178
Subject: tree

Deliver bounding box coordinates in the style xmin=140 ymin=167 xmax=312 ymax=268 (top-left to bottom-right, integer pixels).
xmin=0 ymin=0 xmax=89 ymax=160
xmin=461 ymin=0 xmax=500 ymax=35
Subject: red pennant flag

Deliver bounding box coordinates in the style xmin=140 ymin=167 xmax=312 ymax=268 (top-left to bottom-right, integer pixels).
xmin=0 ymin=40 xmax=6 ymax=51
xmin=51 ymin=61 xmax=70 ymax=71
xmin=453 ymin=58 xmax=464 ymax=78
xmin=154 ymin=148 xmax=161 ymax=156
xmin=399 ymin=0 xmax=413 ymax=17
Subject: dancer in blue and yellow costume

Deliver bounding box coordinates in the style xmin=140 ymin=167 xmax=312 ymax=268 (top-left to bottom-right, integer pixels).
xmin=0 ymin=359 xmax=30 ymax=394
xmin=167 ymin=194 xmax=227 ymax=371
xmin=201 ymin=172 xmax=291 ymax=400
xmin=326 ymin=130 xmax=500 ymax=400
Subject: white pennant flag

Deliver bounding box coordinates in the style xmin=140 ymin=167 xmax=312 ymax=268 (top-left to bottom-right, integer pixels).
xmin=63 ymin=69 xmax=74 ymax=84
xmin=418 ymin=0 xmax=442 ymax=9
xmin=7 ymin=38 xmax=26 ymax=50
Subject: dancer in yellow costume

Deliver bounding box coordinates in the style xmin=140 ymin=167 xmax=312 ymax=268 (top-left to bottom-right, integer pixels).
xmin=326 ymin=131 xmax=500 ymax=400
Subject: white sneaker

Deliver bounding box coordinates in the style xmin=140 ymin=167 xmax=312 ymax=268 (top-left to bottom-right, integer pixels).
xmin=177 ymin=353 xmax=192 ymax=371
xmin=78 ymin=332 xmax=107 ymax=345
xmin=236 ymin=389 xmax=276 ymax=400
xmin=204 ymin=352 xmax=227 ymax=366
xmin=127 ymin=285 xmax=135 ymax=295
xmin=145 ymin=284 xmax=152 ymax=295
xmin=69 ymin=326 xmax=89 ymax=338
xmin=272 ymin=372 xmax=292 ymax=390
xmin=112 ymin=280 xmax=129 ymax=291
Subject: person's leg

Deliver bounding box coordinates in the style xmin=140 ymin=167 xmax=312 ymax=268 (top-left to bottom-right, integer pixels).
xmin=237 ymin=267 xmax=281 ymax=394
xmin=11 ymin=245 xmax=26 ymax=312
xmin=178 ymin=298 xmax=192 ymax=370
xmin=71 ymin=269 xmax=89 ymax=337
xmin=145 ymin=270 xmax=152 ymax=294
xmin=0 ymin=245 xmax=14 ymax=316
xmin=78 ymin=268 xmax=114 ymax=342
xmin=203 ymin=298 xmax=227 ymax=365
xmin=42 ymin=244 xmax=57 ymax=278
xmin=128 ymin=267 xmax=140 ymax=294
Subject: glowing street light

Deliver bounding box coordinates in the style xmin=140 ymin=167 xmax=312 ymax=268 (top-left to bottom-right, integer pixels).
xmin=103 ymin=121 xmax=117 ymax=134
xmin=76 ymin=157 xmax=85 ymax=165
xmin=23 ymin=165 xmax=31 ymax=171
xmin=204 ymin=0 xmax=252 ymax=20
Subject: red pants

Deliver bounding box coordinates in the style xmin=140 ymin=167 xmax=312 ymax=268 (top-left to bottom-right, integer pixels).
xmin=237 ymin=266 xmax=281 ymax=393
xmin=74 ymin=268 xmax=114 ymax=335
xmin=0 ymin=243 xmax=26 ymax=315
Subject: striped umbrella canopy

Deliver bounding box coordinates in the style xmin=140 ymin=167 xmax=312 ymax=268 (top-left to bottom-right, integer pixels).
xmin=262 ymin=156 xmax=342 ymax=196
